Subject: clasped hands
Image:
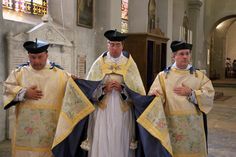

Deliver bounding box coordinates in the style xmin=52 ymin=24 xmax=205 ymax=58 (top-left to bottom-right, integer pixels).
xmin=103 ymin=80 xmax=123 ymax=94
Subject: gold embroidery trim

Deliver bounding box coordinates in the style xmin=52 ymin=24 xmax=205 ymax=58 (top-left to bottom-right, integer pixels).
xmin=137 ymin=96 xmax=173 ymax=156
xmin=52 ymin=78 xmax=95 ymax=149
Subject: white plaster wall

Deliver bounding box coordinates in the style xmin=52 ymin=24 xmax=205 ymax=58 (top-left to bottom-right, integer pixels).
xmin=128 ymin=0 xmax=148 ymax=32
xmin=157 ymin=0 xmax=173 ymax=66
xmin=49 ymin=0 xmax=97 ymax=74
xmin=48 ymin=0 xmax=74 ymax=29
xmin=110 ymin=0 xmax=122 ymax=30
xmin=93 ymin=0 xmax=110 ymax=60
xmin=75 ymin=27 xmax=97 ymax=73
xmin=172 ymin=0 xmax=187 ymax=41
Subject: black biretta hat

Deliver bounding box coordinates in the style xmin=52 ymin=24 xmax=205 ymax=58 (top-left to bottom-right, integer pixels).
xmin=104 ymin=29 xmax=127 ymax=41
xmin=23 ymin=39 xmax=49 ymax=54
xmin=170 ymin=40 xmax=192 ymax=52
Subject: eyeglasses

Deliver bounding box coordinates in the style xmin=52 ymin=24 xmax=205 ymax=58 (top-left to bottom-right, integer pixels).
xmin=108 ymin=42 xmax=122 ymax=47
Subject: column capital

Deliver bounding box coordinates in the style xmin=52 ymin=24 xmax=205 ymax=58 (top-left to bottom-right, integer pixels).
xmin=188 ymin=0 xmax=202 ymax=10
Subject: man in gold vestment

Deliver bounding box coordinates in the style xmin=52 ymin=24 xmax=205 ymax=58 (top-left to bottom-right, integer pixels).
xmin=149 ymin=40 xmax=215 ymax=157
xmin=85 ymin=29 xmax=145 ymax=157
xmin=51 ymin=30 xmax=174 ymax=157
xmin=3 ymin=40 xmax=71 ymax=157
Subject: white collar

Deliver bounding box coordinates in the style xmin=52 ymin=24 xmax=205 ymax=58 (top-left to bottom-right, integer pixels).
xmin=107 ymin=52 xmax=124 ymax=63
xmin=172 ymin=62 xmax=192 ymax=70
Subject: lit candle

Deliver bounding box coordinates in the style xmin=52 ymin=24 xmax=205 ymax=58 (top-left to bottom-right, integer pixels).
xmin=187 ymin=30 xmax=190 ymax=43
xmin=190 ymin=31 xmax=192 ymax=44
xmin=179 ymin=26 xmax=182 ymax=41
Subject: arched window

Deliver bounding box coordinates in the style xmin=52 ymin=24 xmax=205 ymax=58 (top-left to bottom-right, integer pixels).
xmin=2 ymin=0 xmax=48 ymax=24
xmin=121 ymin=0 xmax=128 ymax=33
xmin=2 ymin=0 xmax=47 ymax=16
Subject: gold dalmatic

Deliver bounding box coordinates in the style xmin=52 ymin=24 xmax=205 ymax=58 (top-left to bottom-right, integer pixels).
xmin=146 ymin=68 xmax=215 ymax=157
xmin=52 ymin=53 xmax=146 ymax=153
xmin=3 ymin=64 xmax=69 ymax=157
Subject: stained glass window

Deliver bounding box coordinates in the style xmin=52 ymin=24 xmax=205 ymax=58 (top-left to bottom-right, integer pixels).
xmin=2 ymin=0 xmax=48 ymax=16
xmin=121 ymin=0 xmax=128 ymax=33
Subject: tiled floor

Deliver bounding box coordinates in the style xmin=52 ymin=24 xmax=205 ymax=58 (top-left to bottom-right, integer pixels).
xmin=0 ymin=87 xmax=236 ymax=157
xmin=208 ymin=87 xmax=236 ymax=157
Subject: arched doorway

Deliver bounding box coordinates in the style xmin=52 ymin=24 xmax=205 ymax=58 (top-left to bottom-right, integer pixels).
xmin=208 ymin=15 xmax=236 ymax=80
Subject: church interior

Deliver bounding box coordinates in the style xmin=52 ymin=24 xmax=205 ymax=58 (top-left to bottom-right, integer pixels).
xmin=0 ymin=0 xmax=236 ymax=156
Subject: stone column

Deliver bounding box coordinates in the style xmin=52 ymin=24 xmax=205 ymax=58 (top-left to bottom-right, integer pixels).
xmin=188 ymin=0 xmax=203 ymax=67
xmin=0 ymin=0 xmax=7 ymax=142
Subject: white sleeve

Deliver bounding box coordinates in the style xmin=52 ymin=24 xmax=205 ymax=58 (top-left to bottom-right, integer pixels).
xmin=14 ymin=88 xmax=27 ymax=102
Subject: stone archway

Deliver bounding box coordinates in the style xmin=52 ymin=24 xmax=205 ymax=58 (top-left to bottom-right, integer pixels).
xmin=206 ymin=15 xmax=236 ymax=80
